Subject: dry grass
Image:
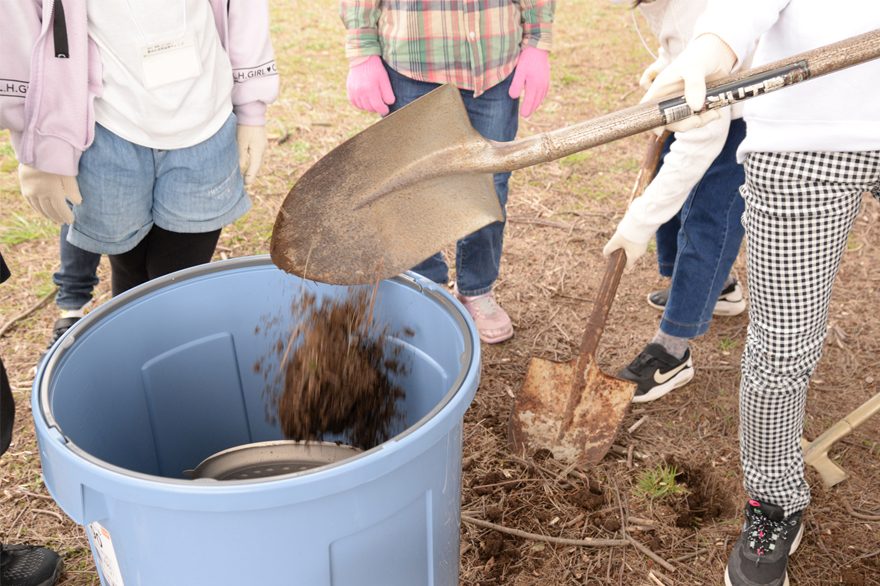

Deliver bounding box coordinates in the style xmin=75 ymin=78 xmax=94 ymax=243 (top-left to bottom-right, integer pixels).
xmin=2 ymin=1 xmax=879 ymax=584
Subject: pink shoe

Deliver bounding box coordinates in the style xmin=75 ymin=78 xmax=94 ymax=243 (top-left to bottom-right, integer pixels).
xmin=454 ymin=287 xmax=513 ymax=344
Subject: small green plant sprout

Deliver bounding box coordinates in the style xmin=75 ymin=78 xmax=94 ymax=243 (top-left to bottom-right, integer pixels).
xmin=634 ymin=463 xmax=689 ymax=500
xmin=846 ymin=232 xmax=862 ymax=251
xmin=717 ymin=336 xmax=737 ymax=351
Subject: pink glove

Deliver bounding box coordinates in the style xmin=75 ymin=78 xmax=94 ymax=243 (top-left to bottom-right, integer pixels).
xmin=346 ymin=55 xmax=395 ymax=116
xmin=508 ymin=47 xmax=550 ymax=118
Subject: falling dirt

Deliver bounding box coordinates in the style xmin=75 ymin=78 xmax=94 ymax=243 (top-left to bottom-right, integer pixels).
xmin=257 ymin=288 xmax=409 ymax=451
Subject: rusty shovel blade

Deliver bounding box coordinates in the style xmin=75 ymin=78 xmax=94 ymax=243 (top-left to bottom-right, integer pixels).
xmin=509 ymin=356 xmax=636 ymax=462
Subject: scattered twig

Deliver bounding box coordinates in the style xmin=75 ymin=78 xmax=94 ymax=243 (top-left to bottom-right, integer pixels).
xmin=610 ymin=444 xmax=649 ymax=462
xmin=613 ymin=479 xmax=627 ymax=539
xmin=555 ymin=460 xmax=580 ymax=483
xmin=627 ymin=536 xmax=675 ymax=573
xmin=614 ymin=479 xmax=627 ymax=586
xmin=852 ymin=548 xmax=880 ymax=562
xmin=843 ymin=500 xmax=880 ymax=521
xmin=461 ymin=516 xmax=627 ymax=547
xmin=32 ymin=508 xmax=65 ymax=521
xmin=648 ymin=572 xmax=664 ymax=586
xmin=648 ymin=568 xmax=675 ymax=586
xmin=627 ymin=416 xmax=648 ymax=434
xmin=470 ymin=478 xmax=545 ymax=491
xmin=669 ymin=548 xmax=708 ymax=562
xmin=0 ymin=287 xmax=58 ymax=339
xmin=15 ymin=489 xmax=55 ymax=501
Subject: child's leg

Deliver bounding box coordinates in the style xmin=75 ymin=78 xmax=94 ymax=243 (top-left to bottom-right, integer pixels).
xmin=739 ymin=150 xmax=879 ymax=517
xmin=108 ymin=234 xmax=150 ymax=296
xmin=53 ymin=223 xmax=101 ymax=311
xmin=659 ymin=118 xmax=747 ymax=339
xmin=144 ymin=227 xmax=220 ymax=279
xmin=108 ymin=227 xmax=221 ymax=296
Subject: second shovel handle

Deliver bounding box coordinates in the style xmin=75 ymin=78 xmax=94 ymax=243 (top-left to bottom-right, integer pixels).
xmin=576 ymin=132 xmax=667 ymax=368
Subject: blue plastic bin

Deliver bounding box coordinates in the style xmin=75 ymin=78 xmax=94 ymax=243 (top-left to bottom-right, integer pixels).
xmin=32 ymin=256 xmax=480 ymax=586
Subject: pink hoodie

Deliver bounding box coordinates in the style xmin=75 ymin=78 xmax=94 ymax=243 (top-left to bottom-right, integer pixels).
xmin=0 ymin=0 xmax=279 ymax=177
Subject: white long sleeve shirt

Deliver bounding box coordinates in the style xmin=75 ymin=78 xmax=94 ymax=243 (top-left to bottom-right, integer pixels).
xmin=617 ymin=0 xmax=749 ymax=245
xmin=694 ymin=0 xmax=880 ymax=161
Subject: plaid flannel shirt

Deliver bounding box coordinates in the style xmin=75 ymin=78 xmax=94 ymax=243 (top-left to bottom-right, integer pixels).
xmin=341 ymin=0 xmax=555 ymax=96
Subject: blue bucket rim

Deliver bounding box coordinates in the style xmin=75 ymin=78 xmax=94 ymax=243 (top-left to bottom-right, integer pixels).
xmin=36 ymin=255 xmax=480 ymax=487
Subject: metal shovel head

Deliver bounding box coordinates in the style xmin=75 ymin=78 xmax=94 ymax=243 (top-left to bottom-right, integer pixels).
xmin=509 ymin=355 xmax=636 ymax=463
xmin=270 ymin=84 xmax=504 ymax=285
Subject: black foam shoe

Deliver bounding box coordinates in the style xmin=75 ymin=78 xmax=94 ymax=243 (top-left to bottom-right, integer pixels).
xmin=725 ymin=500 xmax=804 ymax=586
xmin=0 ymin=543 xmax=64 ymax=586
xmin=617 ymin=343 xmax=694 ymax=403
xmin=648 ymin=279 xmax=747 ymax=316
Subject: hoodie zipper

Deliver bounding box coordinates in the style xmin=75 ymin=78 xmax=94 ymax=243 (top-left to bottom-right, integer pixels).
xmin=20 ymin=0 xmax=68 ymax=161
xmin=53 ymin=0 xmax=70 ymax=58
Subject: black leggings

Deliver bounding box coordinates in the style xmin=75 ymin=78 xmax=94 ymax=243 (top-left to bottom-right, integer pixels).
xmin=108 ymin=226 xmax=221 ymax=296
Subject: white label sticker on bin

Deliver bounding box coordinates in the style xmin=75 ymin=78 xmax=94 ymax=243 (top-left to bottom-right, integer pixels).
xmin=88 ymin=522 xmax=125 ymax=586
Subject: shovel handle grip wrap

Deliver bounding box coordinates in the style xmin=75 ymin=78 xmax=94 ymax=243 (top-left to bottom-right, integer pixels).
xmin=489 ymin=28 xmax=880 ymax=172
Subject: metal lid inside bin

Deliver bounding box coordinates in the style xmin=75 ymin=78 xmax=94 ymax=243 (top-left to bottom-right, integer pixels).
xmin=184 ymin=440 xmax=361 ymax=481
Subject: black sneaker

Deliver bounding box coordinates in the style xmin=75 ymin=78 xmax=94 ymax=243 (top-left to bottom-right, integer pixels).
xmin=616 ymin=343 xmax=694 ymax=403
xmin=647 ymin=279 xmax=746 ymax=316
xmin=50 ymin=316 xmax=82 ymax=346
xmin=725 ymin=500 xmax=804 ymax=586
xmin=0 ymin=543 xmax=64 ymax=586
xmin=38 ymin=315 xmax=85 ymax=367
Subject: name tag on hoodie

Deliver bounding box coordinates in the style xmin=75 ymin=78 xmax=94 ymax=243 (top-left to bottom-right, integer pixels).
xmin=139 ymin=33 xmax=202 ymax=89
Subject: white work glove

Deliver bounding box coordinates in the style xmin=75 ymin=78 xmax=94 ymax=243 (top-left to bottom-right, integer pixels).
xmin=639 ymin=52 xmax=671 ymax=92
xmin=642 ymin=34 xmax=737 ymax=133
xmin=18 ymin=164 xmax=81 ymax=224
xmin=603 ymin=230 xmax=649 ymax=271
xmin=236 ymin=124 xmax=268 ymax=185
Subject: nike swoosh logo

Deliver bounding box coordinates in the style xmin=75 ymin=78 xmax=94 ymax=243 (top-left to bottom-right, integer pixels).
xmin=654 ymin=362 xmax=688 ymax=384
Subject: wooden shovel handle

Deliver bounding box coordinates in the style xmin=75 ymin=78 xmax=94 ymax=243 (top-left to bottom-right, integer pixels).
xmin=486 ymin=29 xmax=880 ymax=172
xmin=576 ymin=132 xmax=667 ymax=370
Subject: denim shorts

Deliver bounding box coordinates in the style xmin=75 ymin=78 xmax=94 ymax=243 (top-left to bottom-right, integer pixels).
xmin=68 ymin=113 xmax=251 ymax=255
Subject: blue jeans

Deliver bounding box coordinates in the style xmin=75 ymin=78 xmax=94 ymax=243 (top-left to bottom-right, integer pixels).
xmin=654 ymin=118 xmax=747 ymax=338
xmin=384 ymin=64 xmax=519 ymax=296
xmin=53 ymin=223 xmax=101 ymax=311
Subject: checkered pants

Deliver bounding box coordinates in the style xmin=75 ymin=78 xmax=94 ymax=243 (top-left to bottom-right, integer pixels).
xmin=739 ymin=150 xmax=880 ymax=517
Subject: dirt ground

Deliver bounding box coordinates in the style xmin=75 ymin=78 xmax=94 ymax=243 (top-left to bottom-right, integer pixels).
xmin=1 ymin=1 xmax=878 ymax=584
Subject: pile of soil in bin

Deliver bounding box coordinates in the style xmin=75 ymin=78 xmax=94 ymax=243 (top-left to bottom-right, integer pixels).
xmin=257 ymin=288 xmax=409 ymax=451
